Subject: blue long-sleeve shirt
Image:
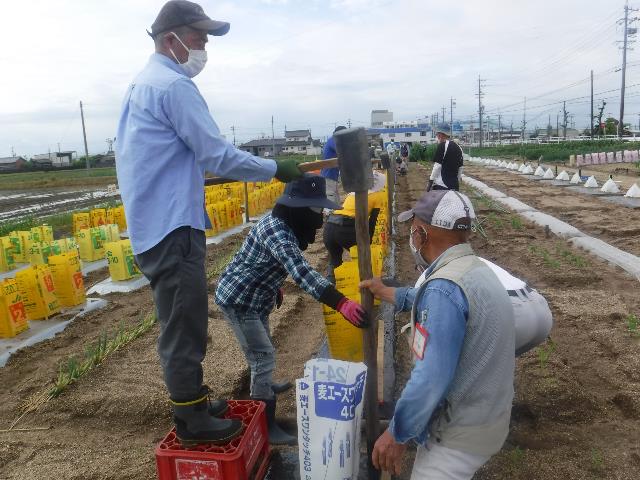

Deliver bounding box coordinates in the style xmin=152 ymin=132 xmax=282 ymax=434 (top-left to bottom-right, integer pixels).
xmin=115 ymin=53 xmax=277 ymax=254
xmin=389 ymin=277 xmax=469 ymax=445
xmin=320 ymin=136 xmax=339 ymax=181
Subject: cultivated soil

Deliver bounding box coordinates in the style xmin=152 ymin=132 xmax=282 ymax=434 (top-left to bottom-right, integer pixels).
xmin=0 ymin=227 xmax=328 ymax=479
xmin=2 ymin=163 xmax=640 ymax=479
xmin=393 ymin=163 xmax=640 ymax=479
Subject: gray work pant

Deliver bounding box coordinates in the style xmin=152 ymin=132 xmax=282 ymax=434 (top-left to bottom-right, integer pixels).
xmin=135 ymin=226 xmax=208 ymax=400
xmin=219 ymin=306 xmax=275 ymax=400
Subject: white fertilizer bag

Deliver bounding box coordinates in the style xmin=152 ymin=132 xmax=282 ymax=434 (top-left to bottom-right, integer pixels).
xmin=600 ymin=178 xmax=620 ymax=194
xmin=556 ymin=170 xmax=570 ymax=181
xmin=534 ymin=166 xmax=546 ymax=176
xmin=543 ymin=168 xmax=555 ymax=179
xmin=523 ymin=165 xmax=534 ymax=174
xmin=570 ymin=172 xmax=581 ymax=184
xmin=296 ymin=358 xmax=367 ymax=480
xmin=518 ymin=163 xmax=526 ymax=172
xmin=584 ymin=176 xmax=599 ymax=188
xmin=625 ymin=183 xmax=640 ymax=198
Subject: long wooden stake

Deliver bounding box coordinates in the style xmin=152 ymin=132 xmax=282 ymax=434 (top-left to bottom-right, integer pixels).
xmin=243 ymin=182 xmax=250 ymax=223
xmin=354 ymin=190 xmax=380 ymax=480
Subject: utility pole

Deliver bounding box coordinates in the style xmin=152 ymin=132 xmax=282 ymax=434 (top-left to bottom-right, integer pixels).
xmin=57 ymin=142 xmax=61 ymax=153
xmin=271 ymin=116 xmax=275 ymax=157
xmin=523 ymin=98 xmax=527 ymax=141
xmin=590 ymin=69 xmax=594 ymax=139
xmin=450 ymin=97 xmax=456 ymax=136
xmin=498 ymin=114 xmax=502 ymax=144
xmin=556 ymin=113 xmax=560 ymax=137
xmin=231 ymin=125 xmax=236 ymax=146
xmin=477 ymin=75 xmax=485 ymax=147
xmin=347 ymin=118 xmax=352 ymax=128
xmin=618 ymin=1 xmax=638 ymax=138
xmin=79 ymin=100 xmax=90 ymax=173
xmin=562 ymin=101 xmax=569 ymax=139
xmin=441 ymin=106 xmax=447 ymax=123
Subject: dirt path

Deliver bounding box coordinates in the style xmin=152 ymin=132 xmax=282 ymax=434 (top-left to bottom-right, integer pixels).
xmin=0 ymin=228 xmax=329 ymax=480
xmin=392 ymin=163 xmax=640 ymax=479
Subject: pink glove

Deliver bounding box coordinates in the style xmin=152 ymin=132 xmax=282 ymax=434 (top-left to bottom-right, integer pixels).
xmin=336 ymin=298 xmax=369 ymax=328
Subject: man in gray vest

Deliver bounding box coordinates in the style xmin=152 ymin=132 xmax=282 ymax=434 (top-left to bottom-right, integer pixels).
xmin=361 ymin=189 xmax=515 ymax=479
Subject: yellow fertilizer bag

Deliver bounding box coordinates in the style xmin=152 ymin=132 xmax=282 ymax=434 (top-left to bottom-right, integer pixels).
xmin=27 ymin=242 xmax=52 ymax=266
xmin=0 ymin=237 xmax=16 ymax=272
xmin=10 ymin=231 xmax=32 ymax=264
xmin=75 ymin=228 xmax=104 ymax=262
xmin=112 ymin=206 xmax=127 ymax=231
xmin=104 ymin=240 xmax=140 ymax=281
xmin=322 ymin=304 xmax=364 ymax=362
xmin=205 ymin=204 xmax=220 ymax=237
xmin=7 ymin=232 xmax=25 ymax=263
xmin=0 ymin=278 xmax=29 ymax=338
xmin=16 ymin=265 xmax=60 ymax=320
xmin=90 ymin=208 xmax=107 ymax=227
xmin=72 ymin=212 xmax=91 ymax=234
xmin=100 ymin=224 xmax=120 ymax=243
xmin=216 ymin=201 xmax=229 ymax=231
xmin=48 ymin=252 xmax=85 ymax=307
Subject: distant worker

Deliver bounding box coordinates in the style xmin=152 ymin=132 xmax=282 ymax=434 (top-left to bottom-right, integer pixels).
xmin=322 ymin=171 xmax=386 ymax=282
xmin=216 ymin=175 xmax=369 ymax=445
xmin=427 ymin=129 xmax=463 ymax=191
xmin=320 ymin=126 xmax=347 ymax=206
xmin=115 ymin=0 xmax=303 ymax=447
xmin=400 ymin=142 xmax=409 ymax=159
xmin=361 ymin=189 xmax=514 ymax=478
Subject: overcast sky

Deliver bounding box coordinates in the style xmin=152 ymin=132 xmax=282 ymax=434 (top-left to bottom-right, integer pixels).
xmin=1 ymin=0 xmax=637 ymax=157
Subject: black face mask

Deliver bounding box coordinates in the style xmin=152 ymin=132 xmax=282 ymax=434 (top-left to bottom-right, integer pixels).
xmin=272 ymin=204 xmax=323 ymax=251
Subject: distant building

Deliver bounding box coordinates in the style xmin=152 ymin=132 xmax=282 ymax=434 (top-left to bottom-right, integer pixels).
xmin=371 ymin=110 xmax=393 ymax=128
xmin=238 ymin=138 xmax=286 ymax=157
xmin=31 ymin=151 xmax=76 ymax=167
xmin=0 ymin=156 xmax=27 ymax=171
xmin=368 ymin=120 xmax=433 ymax=149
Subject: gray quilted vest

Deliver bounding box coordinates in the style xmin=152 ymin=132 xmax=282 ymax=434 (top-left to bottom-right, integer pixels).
xmin=410 ymin=243 xmax=515 ymax=456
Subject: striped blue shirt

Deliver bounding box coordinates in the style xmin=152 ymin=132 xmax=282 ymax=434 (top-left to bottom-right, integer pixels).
xmin=215 ymin=215 xmax=331 ymax=314
xmin=115 ymin=53 xmax=277 ymax=254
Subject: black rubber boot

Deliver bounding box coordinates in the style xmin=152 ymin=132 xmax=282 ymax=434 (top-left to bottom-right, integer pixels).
xmin=272 ymin=381 xmax=293 ymax=395
xmin=172 ymin=389 xmax=243 ymax=447
xmin=254 ymin=397 xmax=297 ymax=446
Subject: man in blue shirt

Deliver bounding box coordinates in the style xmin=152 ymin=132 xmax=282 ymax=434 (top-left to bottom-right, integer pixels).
xmin=320 ymin=125 xmax=346 ymax=206
xmin=361 ymin=190 xmax=514 ymax=479
xmin=115 ymin=0 xmax=302 ymax=446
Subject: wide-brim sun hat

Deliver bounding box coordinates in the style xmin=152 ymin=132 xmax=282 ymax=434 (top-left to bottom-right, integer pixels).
xmin=276 ymin=174 xmax=341 ymax=210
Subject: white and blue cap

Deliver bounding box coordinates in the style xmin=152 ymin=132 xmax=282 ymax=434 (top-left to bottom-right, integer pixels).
xmin=275 ymin=174 xmax=341 ymax=210
xmin=398 ymin=190 xmax=476 ymax=230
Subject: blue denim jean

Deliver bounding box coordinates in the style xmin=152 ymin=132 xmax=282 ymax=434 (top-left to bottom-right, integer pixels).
xmin=220 ymin=306 xmax=275 ymax=399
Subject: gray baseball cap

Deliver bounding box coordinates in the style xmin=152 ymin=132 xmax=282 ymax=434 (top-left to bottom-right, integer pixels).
xmin=150 ymin=1 xmax=230 ymax=38
xmin=398 ymin=190 xmax=475 ymax=230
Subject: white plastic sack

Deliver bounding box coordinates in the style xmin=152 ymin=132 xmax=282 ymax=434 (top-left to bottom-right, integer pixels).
xmin=570 ymin=172 xmax=581 ymax=184
xmin=584 ymin=176 xmax=598 ymax=188
xmin=296 ymin=359 xmax=367 ymax=480
xmin=543 ymin=168 xmax=555 ymax=179
xmin=625 ymin=183 xmax=640 ymax=198
xmin=600 ymin=178 xmax=620 ymax=194
xmin=534 ymin=166 xmax=546 ymax=177
xmin=522 ymin=165 xmax=534 ymax=174
xmin=556 ymin=170 xmax=570 ymax=181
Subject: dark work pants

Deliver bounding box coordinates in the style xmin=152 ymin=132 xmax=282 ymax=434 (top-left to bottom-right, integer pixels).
xmin=323 ymin=222 xmax=357 ymax=269
xmin=135 ymin=227 xmax=208 ymax=401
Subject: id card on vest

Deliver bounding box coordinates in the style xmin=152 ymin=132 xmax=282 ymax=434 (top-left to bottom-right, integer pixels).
xmin=411 ymin=320 xmax=429 ymax=359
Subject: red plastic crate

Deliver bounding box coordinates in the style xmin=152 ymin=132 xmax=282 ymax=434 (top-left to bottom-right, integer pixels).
xmin=155 ymin=400 xmax=270 ymax=480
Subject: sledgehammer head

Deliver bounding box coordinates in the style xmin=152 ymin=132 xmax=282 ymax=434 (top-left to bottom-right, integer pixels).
xmin=334 ymin=127 xmax=373 ymax=193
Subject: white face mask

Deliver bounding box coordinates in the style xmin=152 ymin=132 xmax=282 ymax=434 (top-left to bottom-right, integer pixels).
xmin=409 ymin=226 xmax=430 ymax=271
xmin=169 ymin=32 xmax=207 ymax=78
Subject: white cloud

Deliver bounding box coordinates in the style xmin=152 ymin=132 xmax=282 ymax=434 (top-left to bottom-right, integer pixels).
xmin=0 ymin=0 xmax=636 ymax=156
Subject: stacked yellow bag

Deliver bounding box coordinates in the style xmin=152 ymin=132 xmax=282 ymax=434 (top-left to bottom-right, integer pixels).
xmin=90 ymin=208 xmax=107 ymax=227
xmin=72 ymin=212 xmax=91 ymax=234
xmin=48 ymin=251 xmax=85 ymax=307
xmin=111 ymin=205 xmax=127 ymax=231
xmin=75 ymin=227 xmax=105 ymax=262
xmin=16 ymin=265 xmax=60 ymax=320
xmin=0 ymin=278 xmax=28 ymax=338
xmin=27 ymin=242 xmax=53 ymax=266
xmin=104 ymin=239 xmax=140 ymax=281
xmin=100 ymin=224 xmax=120 ymax=242
xmin=0 ymin=237 xmax=16 ymax=272
xmin=30 ymin=225 xmax=53 ymax=244
xmin=321 ymin=262 xmax=364 ymax=362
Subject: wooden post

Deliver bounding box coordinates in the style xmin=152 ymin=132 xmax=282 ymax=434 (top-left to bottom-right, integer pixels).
xmin=355 ymin=190 xmax=379 ymax=480
xmin=386 ymin=166 xmax=394 ymax=237
xmin=243 ymin=182 xmax=250 ymax=223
